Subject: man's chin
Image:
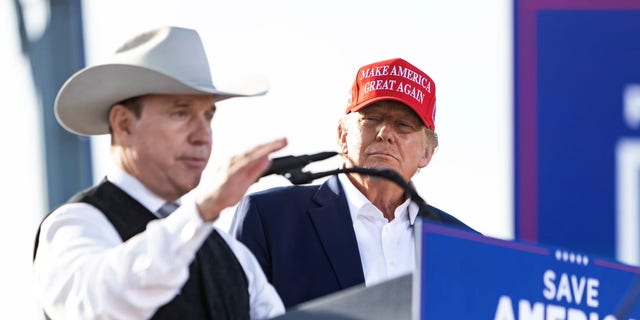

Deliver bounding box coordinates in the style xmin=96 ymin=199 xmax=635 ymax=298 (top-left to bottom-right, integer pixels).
xmin=363 ymin=161 xmax=397 ymax=171
xmin=182 ymin=174 xmax=203 ymax=191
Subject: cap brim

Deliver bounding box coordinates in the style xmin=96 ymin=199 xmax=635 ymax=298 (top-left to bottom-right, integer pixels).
xmin=55 ymin=64 xmax=268 ymax=136
xmin=347 ymin=96 xmax=432 ymax=129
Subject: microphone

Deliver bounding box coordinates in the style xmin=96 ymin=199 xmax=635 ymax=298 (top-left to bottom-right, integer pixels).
xmin=262 ymin=152 xmax=442 ymax=222
xmin=276 ymin=165 xmax=441 ymax=222
xmin=262 ymin=151 xmax=339 ymax=178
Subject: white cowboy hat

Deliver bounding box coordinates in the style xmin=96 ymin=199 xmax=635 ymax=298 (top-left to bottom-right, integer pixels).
xmin=54 ymin=26 xmax=268 ymax=136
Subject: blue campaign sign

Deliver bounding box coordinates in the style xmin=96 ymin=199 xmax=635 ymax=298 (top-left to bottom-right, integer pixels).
xmin=414 ymin=221 xmax=640 ymax=319
xmin=515 ymin=0 xmax=640 ymax=263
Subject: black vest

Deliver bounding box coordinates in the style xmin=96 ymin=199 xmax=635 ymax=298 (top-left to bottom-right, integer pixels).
xmin=34 ymin=180 xmax=250 ymax=320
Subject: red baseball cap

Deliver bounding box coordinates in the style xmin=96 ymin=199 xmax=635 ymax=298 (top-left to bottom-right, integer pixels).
xmin=345 ymin=58 xmax=437 ymax=131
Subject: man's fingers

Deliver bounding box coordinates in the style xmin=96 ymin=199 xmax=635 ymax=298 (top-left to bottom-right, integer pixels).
xmin=232 ymin=137 xmax=288 ymax=177
xmin=247 ymin=137 xmax=288 ymax=163
xmin=195 ymin=137 xmax=288 ymax=221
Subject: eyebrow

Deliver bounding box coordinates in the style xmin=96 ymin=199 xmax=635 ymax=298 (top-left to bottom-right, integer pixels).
xmin=170 ymin=99 xmax=217 ymax=112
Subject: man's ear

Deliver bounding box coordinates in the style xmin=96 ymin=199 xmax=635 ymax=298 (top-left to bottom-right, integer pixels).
xmin=109 ymin=104 xmax=133 ymax=137
xmin=337 ymin=122 xmax=348 ymax=154
xmin=418 ymin=147 xmax=434 ymax=169
xmin=418 ymin=134 xmax=436 ymax=169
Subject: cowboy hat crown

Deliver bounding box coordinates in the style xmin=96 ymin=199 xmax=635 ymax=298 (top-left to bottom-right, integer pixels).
xmin=55 ymin=26 xmax=267 ymax=136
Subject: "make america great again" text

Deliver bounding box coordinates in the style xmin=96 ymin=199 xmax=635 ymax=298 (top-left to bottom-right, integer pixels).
xmin=359 ymin=64 xmax=432 ymax=104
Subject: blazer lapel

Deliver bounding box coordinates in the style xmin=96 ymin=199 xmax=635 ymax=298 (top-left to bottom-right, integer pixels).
xmin=308 ymin=176 xmax=365 ymax=289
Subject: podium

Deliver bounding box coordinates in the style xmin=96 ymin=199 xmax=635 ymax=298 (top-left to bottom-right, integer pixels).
xmin=275 ymin=220 xmax=640 ymax=319
xmin=274 ymin=274 xmax=411 ymax=320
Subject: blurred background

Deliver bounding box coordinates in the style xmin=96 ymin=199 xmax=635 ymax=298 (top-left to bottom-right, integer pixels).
xmin=9 ymin=0 xmax=638 ymax=318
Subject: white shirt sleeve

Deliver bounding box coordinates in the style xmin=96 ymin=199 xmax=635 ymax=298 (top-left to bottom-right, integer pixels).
xmin=33 ymin=201 xmax=214 ymax=320
xmin=216 ymin=229 xmax=286 ymax=319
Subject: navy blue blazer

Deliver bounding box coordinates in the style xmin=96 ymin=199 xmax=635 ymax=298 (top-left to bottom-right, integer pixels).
xmin=229 ymin=175 xmax=478 ymax=309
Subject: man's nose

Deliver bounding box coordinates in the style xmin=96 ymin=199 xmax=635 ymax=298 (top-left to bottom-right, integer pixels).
xmin=189 ymin=116 xmax=212 ymax=145
xmin=376 ymin=123 xmax=395 ymax=142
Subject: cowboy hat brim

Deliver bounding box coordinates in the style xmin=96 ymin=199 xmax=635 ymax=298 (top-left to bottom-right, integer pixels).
xmin=55 ymin=64 xmax=268 ymax=136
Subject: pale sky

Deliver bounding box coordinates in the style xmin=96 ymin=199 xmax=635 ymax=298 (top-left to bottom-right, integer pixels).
xmin=3 ymin=0 xmax=512 ymax=318
xmin=83 ymin=0 xmax=513 ymax=236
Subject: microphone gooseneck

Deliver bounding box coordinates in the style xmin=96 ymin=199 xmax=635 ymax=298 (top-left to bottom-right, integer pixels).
xmin=262 ymin=151 xmax=339 ymax=178
xmin=285 ymin=166 xmax=427 ymax=206
xmin=261 ymin=150 xmax=438 ymax=221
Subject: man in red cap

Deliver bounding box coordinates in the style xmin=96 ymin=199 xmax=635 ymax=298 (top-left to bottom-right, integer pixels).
xmin=230 ymin=58 xmax=478 ymax=309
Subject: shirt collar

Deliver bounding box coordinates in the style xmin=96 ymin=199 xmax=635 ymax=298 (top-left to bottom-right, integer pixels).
xmin=106 ymin=166 xmax=177 ymax=215
xmin=338 ymin=174 xmax=419 ymax=225
xmin=338 ymin=174 xmax=371 ymax=223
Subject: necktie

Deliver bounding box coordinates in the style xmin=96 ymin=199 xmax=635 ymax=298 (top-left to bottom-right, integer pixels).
xmin=156 ymin=202 xmax=179 ymax=218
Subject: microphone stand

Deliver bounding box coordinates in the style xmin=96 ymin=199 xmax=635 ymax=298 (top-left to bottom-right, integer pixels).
xmin=279 ymin=166 xmax=440 ymax=222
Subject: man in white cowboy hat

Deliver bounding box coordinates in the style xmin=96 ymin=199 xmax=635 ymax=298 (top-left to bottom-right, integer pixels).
xmin=32 ymin=26 xmax=286 ymax=319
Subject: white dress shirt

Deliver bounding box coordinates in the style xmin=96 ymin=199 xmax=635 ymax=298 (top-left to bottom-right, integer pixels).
xmin=33 ymin=167 xmax=284 ymax=320
xmin=338 ymin=174 xmax=419 ymax=286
